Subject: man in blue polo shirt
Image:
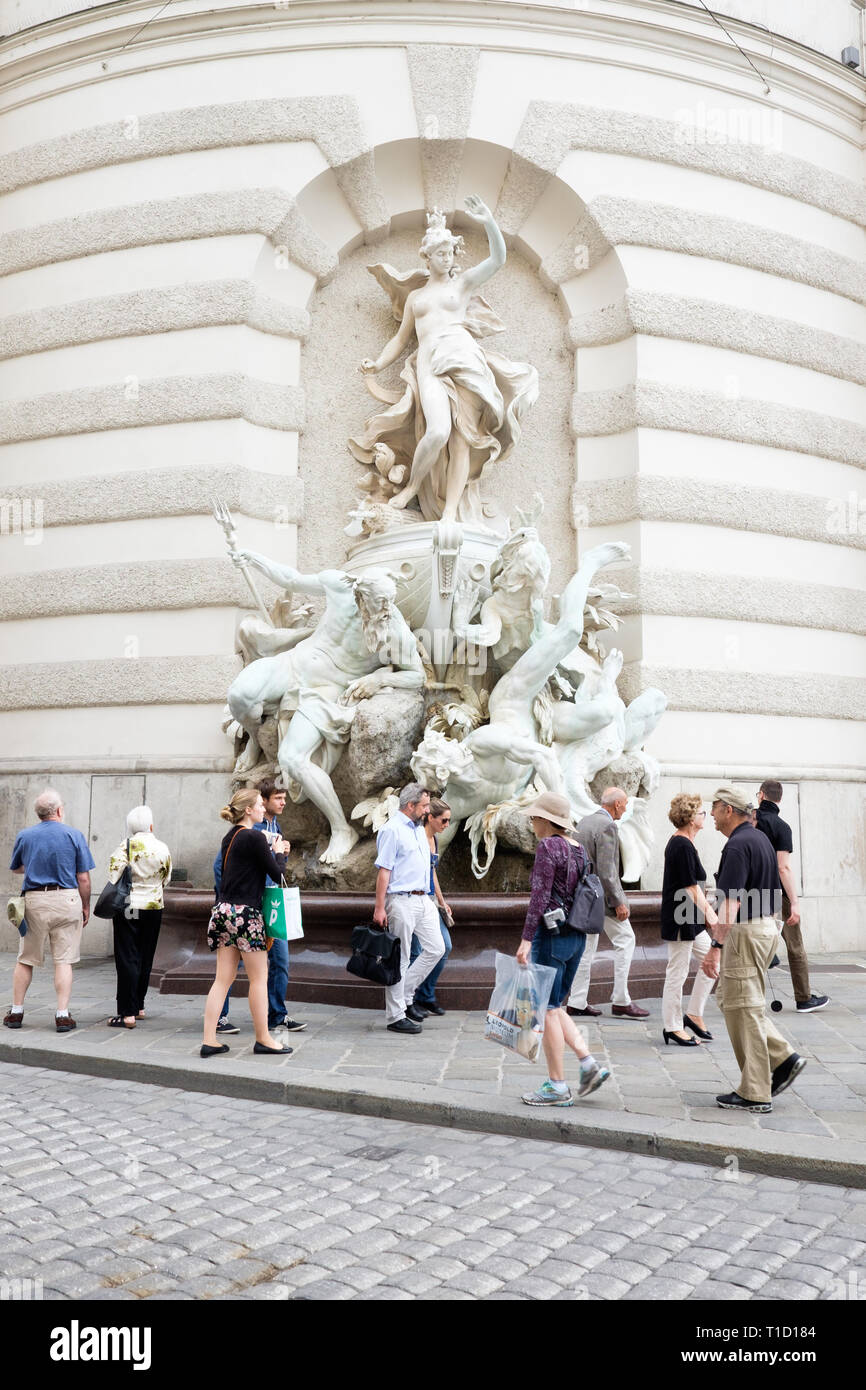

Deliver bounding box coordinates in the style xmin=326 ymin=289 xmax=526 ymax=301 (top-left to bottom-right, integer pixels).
xmin=374 ymin=783 xmax=444 ymax=1035
xmin=5 ymin=788 xmax=95 ymax=1033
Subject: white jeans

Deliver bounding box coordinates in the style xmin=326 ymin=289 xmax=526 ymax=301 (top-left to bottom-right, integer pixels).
xmin=384 ymin=894 xmax=444 ymax=1024
xmin=569 ymin=913 xmax=635 ymax=1008
xmin=662 ymin=931 xmax=714 ymax=1031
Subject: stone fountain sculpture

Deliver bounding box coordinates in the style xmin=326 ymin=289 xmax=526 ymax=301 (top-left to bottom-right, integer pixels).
xmin=218 ymin=197 xmax=666 ymax=888
xmin=224 ymin=557 xmax=424 ymax=865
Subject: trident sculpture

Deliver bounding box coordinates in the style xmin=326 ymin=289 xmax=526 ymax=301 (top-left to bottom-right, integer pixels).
xmin=210 ymin=498 xmax=273 ymax=625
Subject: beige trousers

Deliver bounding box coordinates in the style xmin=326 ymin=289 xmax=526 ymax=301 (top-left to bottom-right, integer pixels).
xmin=717 ymin=916 xmax=792 ymax=1103
xmin=781 ymin=895 xmax=812 ymax=1004
xmin=18 ymin=890 xmax=82 ymax=967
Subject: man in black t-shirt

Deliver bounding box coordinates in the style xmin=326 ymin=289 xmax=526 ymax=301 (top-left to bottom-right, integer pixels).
xmin=703 ymin=786 xmax=805 ymax=1112
xmin=756 ymin=780 xmax=828 ymax=1013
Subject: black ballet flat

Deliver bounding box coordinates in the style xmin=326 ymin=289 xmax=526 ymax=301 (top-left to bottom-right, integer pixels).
xmin=683 ymin=1015 xmax=713 ymax=1041
xmin=663 ymin=1029 xmax=698 ymax=1047
xmin=200 ymin=1043 xmax=229 ymax=1058
xmin=254 ymin=1041 xmax=293 ymax=1055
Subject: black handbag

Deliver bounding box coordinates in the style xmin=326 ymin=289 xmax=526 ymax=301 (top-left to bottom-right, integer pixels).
xmin=93 ymin=839 xmax=133 ymax=919
xmin=346 ymin=922 xmax=403 ymax=986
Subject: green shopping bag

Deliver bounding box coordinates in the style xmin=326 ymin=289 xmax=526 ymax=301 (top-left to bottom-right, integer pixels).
xmin=263 ymin=881 xmax=303 ymax=941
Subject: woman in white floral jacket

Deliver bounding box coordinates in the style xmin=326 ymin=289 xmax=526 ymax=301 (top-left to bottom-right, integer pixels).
xmin=106 ymin=806 xmax=172 ymax=1028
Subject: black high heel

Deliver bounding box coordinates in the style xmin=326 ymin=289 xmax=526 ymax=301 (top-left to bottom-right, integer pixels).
xmin=663 ymin=1029 xmax=698 ymax=1047
xmin=684 ymin=1015 xmax=713 ymax=1041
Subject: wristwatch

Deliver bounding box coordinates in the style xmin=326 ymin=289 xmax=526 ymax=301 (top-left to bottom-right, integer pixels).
xmin=710 ymin=939 xmax=725 ymax=950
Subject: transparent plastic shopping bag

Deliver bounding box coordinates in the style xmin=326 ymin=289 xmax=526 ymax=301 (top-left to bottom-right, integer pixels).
xmin=484 ymin=951 xmax=558 ymax=1063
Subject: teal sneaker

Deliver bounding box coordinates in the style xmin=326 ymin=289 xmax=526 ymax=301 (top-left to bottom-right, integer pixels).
xmin=521 ymin=1080 xmax=574 ymax=1107
xmin=577 ymin=1062 xmax=611 ymax=1098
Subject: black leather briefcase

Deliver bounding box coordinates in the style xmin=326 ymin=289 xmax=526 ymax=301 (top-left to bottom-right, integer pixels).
xmin=346 ymin=922 xmax=403 ymax=986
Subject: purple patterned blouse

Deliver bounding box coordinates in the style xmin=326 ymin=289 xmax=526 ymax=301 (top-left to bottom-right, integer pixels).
xmin=522 ymin=834 xmax=587 ymax=942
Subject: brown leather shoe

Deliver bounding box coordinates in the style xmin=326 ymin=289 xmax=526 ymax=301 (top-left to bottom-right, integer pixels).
xmin=55 ymin=1014 xmax=77 ymax=1032
xmin=611 ymin=1002 xmax=649 ymax=1018
xmin=3 ymin=1011 xmax=23 ymax=1029
xmin=567 ymin=1005 xmax=601 ymax=1017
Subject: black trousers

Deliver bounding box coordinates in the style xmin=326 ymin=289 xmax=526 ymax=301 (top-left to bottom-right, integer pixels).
xmin=112 ymin=908 xmax=163 ymax=1017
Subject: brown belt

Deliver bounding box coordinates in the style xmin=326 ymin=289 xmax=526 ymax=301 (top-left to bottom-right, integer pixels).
xmin=390 ymin=890 xmax=427 ymax=896
xmin=26 ymin=885 xmax=67 ymax=892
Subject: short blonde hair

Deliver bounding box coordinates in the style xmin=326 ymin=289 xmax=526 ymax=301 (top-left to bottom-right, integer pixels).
xmin=669 ymin=793 xmax=703 ymax=829
xmin=220 ymin=788 xmax=260 ymax=825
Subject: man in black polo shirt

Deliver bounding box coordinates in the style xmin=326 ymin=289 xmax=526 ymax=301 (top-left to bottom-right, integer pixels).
xmin=702 ymin=786 xmax=806 ymax=1112
xmin=756 ymin=779 xmax=828 ymax=1013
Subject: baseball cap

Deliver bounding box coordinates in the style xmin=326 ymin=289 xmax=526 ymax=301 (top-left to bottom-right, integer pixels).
xmin=711 ymin=785 xmax=752 ymax=813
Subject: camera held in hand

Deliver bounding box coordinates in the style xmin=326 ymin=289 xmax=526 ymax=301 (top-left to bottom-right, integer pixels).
xmin=542 ymin=906 xmax=565 ymax=935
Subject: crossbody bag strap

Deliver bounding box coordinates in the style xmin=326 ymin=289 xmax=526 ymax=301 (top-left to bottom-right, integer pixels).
xmin=548 ymin=839 xmax=582 ymax=912
xmin=221 ymin=828 xmax=242 ymax=878
xmin=572 ymin=840 xmax=590 ymax=883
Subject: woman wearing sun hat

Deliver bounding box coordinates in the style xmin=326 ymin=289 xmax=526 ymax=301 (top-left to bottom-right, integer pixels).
xmin=515 ymin=790 xmax=611 ymax=1106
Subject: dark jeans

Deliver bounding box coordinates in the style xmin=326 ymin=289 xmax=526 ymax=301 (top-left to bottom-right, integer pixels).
xmin=410 ymin=910 xmax=452 ymax=1005
xmin=267 ymin=937 xmax=290 ymax=1026
xmin=112 ymin=907 xmax=163 ymax=1017
xmin=531 ymin=926 xmax=586 ymax=1010
xmin=220 ymin=940 xmax=290 ymax=1023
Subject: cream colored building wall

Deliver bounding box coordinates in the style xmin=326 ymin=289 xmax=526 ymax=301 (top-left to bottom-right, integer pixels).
xmin=0 ymin=0 xmax=863 ymax=955
xmin=5 ymin=3 xmax=866 ymax=66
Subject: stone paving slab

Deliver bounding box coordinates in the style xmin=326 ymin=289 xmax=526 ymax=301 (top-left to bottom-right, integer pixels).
xmin=0 ymin=955 xmax=864 ymax=1187
xmin=2 ymin=1063 xmax=866 ymax=1303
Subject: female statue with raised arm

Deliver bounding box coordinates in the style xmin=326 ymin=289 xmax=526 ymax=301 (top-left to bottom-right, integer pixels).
xmin=350 ymin=197 xmax=538 ymax=526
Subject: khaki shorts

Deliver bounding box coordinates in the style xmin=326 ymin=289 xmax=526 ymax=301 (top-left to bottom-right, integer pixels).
xmin=18 ymin=890 xmax=83 ymax=967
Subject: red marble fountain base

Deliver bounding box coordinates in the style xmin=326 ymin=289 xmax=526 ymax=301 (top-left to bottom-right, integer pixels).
xmin=151 ymin=888 xmax=681 ymax=1012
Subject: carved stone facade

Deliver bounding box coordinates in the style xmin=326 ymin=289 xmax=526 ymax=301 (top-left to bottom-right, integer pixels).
xmin=1 ymin=1 xmax=864 ymax=954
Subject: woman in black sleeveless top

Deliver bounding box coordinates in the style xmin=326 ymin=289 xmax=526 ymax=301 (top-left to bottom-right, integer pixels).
xmin=661 ymin=793 xmax=718 ymax=1046
xmin=202 ymin=788 xmax=291 ymax=1058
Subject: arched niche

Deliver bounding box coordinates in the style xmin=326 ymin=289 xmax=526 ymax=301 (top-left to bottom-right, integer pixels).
xmin=267 ymin=136 xmax=634 ymax=591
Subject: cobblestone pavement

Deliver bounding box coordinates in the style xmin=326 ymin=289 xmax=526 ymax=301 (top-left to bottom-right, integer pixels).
xmin=1 ymin=1063 xmax=865 ymax=1302
xmin=1 ymin=957 xmax=864 ymax=1181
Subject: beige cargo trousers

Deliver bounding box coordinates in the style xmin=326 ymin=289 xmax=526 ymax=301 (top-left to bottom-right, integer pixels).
xmin=717 ymin=915 xmax=795 ymax=1104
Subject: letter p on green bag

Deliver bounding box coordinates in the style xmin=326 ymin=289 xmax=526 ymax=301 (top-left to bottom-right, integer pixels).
xmin=263 ymin=882 xmax=304 ymax=941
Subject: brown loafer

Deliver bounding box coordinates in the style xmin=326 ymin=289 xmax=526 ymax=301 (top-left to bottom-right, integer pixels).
xmin=611 ymin=1002 xmax=649 ymax=1019
xmin=55 ymin=1014 xmax=77 ymax=1032
xmin=567 ymin=1005 xmax=601 ymax=1017
xmin=3 ymin=1011 xmax=23 ymax=1029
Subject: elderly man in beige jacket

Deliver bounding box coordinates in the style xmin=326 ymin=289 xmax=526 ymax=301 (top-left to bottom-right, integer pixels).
xmin=567 ymin=787 xmax=649 ymax=1019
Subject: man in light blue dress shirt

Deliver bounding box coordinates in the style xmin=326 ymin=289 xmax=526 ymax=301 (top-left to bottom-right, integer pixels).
xmin=374 ymin=783 xmax=444 ymax=1034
